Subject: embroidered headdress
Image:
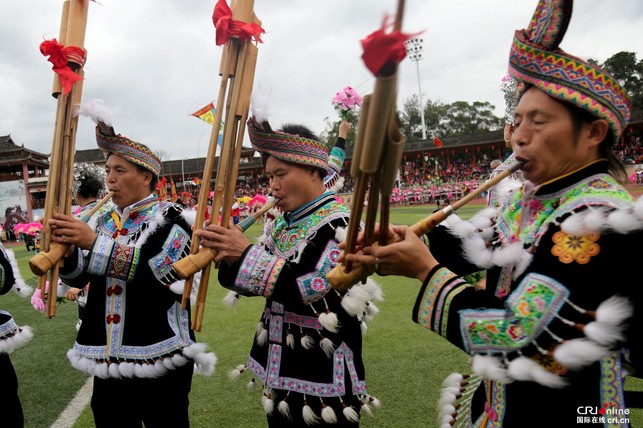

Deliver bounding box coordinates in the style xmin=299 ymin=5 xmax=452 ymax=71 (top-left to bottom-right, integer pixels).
xmin=95 ymin=125 xmax=162 ymax=177
xmin=247 ymin=117 xmax=329 ymax=172
xmin=508 ymin=0 xmax=631 ymax=139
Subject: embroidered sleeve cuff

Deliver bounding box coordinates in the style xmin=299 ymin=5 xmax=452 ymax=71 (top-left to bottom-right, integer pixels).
xmin=59 ymin=246 xmax=85 ymax=280
xmin=234 ymin=245 xmax=285 ymax=298
xmin=413 ymin=265 xmax=472 ymax=339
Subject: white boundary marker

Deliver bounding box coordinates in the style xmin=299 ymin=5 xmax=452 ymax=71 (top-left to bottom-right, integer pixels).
xmin=50 ymin=377 xmax=93 ymax=428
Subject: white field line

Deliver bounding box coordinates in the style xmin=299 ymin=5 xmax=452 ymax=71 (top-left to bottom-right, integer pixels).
xmin=50 ymin=377 xmax=93 ymax=428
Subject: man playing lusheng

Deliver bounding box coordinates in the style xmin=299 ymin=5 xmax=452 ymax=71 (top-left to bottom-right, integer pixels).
xmin=197 ymin=115 xmax=381 ymax=427
xmin=344 ymin=0 xmax=642 ymax=426
xmin=49 ymin=122 xmax=215 ymax=428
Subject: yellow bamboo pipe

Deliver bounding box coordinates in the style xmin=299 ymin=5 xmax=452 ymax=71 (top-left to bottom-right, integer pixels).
xmin=173 ymin=198 xmax=278 ymax=280
xmin=52 ymin=0 xmax=70 ymax=97
xmin=328 ymin=160 xmax=524 ymax=291
xmin=180 ymin=42 xmax=236 ymax=310
xmin=29 ymin=192 xmax=113 ymax=276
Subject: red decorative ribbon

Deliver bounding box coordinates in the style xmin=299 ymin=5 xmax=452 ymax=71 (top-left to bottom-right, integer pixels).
xmin=212 ymin=0 xmax=265 ymax=46
xmin=361 ymin=16 xmax=417 ymax=76
xmin=39 ymin=38 xmax=85 ymax=95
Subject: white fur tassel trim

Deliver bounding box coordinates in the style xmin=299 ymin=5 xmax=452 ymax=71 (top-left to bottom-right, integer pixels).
xmin=301 ymin=335 xmax=315 ymax=350
xmin=179 ymin=208 xmax=198 ymax=227
xmin=286 ymin=332 xmax=295 ymax=349
xmin=262 ymin=392 xmax=274 ymax=415
xmin=6 ymin=250 xmax=31 ymax=297
xmin=471 ymin=354 xmax=510 ymax=383
xmin=67 ymin=342 xmax=215 ymax=379
xmin=256 ymin=322 xmax=268 ymax=346
xmin=320 ymin=337 xmax=336 ymax=358
xmin=341 ymin=294 xmax=364 ymax=317
xmin=222 ymin=291 xmax=241 ymax=309
xmin=360 ymin=401 xmax=373 ymax=417
xmin=302 ymin=402 xmax=321 ymax=425
xmin=595 ymin=295 xmax=633 ymax=325
xmin=75 ymin=99 xmax=114 ymax=125
xmin=334 ymin=226 xmax=348 ymax=243
xmin=342 ymin=405 xmax=360 ymax=422
xmin=321 ymin=403 xmax=338 ymax=424
xmin=553 ymin=338 xmax=611 ymax=370
xmin=367 ymin=395 xmax=382 ymax=408
xmin=507 ymin=356 xmax=566 ymax=388
xmin=278 ymin=399 xmax=292 ymax=421
xmin=318 ymin=311 xmax=340 ymax=333
xmin=229 ymin=364 xmax=246 ymax=381
xmin=183 ymin=343 xmax=217 ymax=376
xmin=0 ymin=325 xmax=33 ymax=354
xmin=250 ymin=85 xmax=271 ymax=124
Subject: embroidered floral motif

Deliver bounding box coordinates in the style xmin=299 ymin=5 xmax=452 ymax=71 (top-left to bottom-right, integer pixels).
xmin=149 ymin=225 xmax=189 ymax=281
xmin=551 ymin=231 xmax=600 ymax=264
xmin=461 ymin=273 xmax=569 ymax=353
xmin=533 ymin=345 xmax=568 ymax=375
xmin=296 ymin=241 xmax=340 ymax=304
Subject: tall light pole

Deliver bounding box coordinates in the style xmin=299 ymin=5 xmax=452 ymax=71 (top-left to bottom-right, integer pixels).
xmin=405 ymin=38 xmax=427 ymax=140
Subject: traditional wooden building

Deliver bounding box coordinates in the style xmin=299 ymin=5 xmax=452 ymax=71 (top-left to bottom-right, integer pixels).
xmin=0 ymin=135 xmax=49 ymax=221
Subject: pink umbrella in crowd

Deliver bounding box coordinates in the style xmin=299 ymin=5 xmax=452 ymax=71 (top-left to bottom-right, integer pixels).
xmin=249 ymin=194 xmax=268 ymax=207
xmin=13 ymin=222 xmax=43 ymax=236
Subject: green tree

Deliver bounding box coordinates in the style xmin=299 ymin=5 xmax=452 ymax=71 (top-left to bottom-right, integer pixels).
xmin=320 ymin=108 xmax=359 ymax=150
xmin=589 ymin=51 xmax=643 ymax=110
xmin=399 ymin=94 xmax=449 ymax=140
xmin=442 ymin=101 xmax=504 ymax=136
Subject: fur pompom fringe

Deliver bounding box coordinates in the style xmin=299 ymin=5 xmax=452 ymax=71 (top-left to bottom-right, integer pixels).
xmin=183 ymin=342 xmax=217 ymax=376
xmin=229 ymin=364 xmax=247 ymax=381
xmin=222 ymin=291 xmax=241 ymax=309
xmin=553 ymin=339 xmax=611 ymax=370
xmin=278 ymin=398 xmax=292 ymax=421
xmin=318 ymin=311 xmax=340 ymax=333
xmin=262 ymin=391 xmax=274 ymax=415
xmin=471 ymin=354 xmax=510 ymax=383
xmin=6 ymin=249 xmax=31 ymax=297
xmin=67 ymin=342 xmax=216 ymax=379
xmin=342 ymin=404 xmax=360 ymax=422
xmin=0 ymin=325 xmax=33 ymax=354
xmin=507 ymin=356 xmax=566 ymax=388
xmin=321 ymin=402 xmax=338 ymax=423
xmin=302 ymin=400 xmax=321 ymax=425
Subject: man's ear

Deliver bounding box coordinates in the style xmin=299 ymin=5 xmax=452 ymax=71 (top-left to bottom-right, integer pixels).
xmin=587 ymin=119 xmax=609 ymax=148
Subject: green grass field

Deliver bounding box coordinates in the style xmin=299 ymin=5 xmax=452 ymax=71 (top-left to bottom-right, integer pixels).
xmin=4 ymin=204 xmax=643 ymax=427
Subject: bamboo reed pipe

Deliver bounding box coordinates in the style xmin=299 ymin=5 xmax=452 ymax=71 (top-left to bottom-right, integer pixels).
xmin=327 ymin=161 xmax=524 ymax=291
xmin=29 ymin=192 xmax=113 ymax=276
xmin=173 ymin=198 xmax=277 ymax=280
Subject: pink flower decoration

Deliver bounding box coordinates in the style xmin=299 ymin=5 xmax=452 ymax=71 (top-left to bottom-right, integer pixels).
xmin=331 ymin=86 xmax=363 ymax=119
xmin=31 ymin=287 xmax=47 ymax=313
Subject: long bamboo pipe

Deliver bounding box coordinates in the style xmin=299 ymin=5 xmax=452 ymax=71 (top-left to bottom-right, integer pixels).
xmin=29 ymin=191 xmax=113 ymax=276
xmin=174 ymin=198 xmax=278 ymax=279
xmin=39 ymin=0 xmax=90 ymax=318
xmin=327 ymin=160 xmax=524 ymax=291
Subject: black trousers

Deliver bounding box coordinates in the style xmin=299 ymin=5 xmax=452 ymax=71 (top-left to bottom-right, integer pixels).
xmin=91 ymin=362 xmax=193 ymax=428
xmin=0 ymin=353 xmax=24 ymax=428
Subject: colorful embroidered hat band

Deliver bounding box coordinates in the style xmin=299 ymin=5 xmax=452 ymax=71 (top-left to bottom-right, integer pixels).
xmin=95 ymin=126 xmax=162 ymax=177
xmin=508 ymin=0 xmax=630 ymax=139
xmin=247 ymin=118 xmax=329 ymax=171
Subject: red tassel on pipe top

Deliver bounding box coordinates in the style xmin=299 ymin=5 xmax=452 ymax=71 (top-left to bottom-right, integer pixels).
xmin=212 ymin=0 xmax=265 ymax=46
xmin=360 ymin=16 xmax=418 ymax=76
xmin=40 ymin=38 xmax=85 ymax=95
